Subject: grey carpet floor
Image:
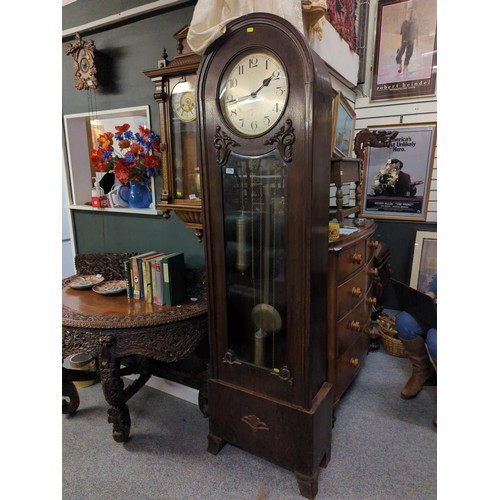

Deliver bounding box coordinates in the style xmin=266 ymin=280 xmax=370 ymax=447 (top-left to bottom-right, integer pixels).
xmin=62 ymin=348 xmax=436 ymax=500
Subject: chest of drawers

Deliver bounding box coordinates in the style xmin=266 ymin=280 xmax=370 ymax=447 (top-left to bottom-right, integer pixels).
xmin=327 ymin=220 xmax=378 ymax=409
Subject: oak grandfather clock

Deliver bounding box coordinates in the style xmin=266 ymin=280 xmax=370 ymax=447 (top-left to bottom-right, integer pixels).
xmin=197 ymin=13 xmax=333 ymax=499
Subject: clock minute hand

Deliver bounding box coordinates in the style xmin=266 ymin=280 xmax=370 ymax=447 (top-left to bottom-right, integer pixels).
xmin=225 ymin=76 xmax=275 ymax=105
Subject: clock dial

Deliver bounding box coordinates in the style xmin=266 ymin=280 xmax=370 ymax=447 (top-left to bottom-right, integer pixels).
xmin=219 ymin=50 xmax=289 ymax=137
xmin=79 ymin=54 xmax=89 ymax=73
xmin=171 ymin=81 xmax=196 ymax=123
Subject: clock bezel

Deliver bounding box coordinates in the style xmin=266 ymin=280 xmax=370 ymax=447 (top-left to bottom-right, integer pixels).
xmin=217 ymin=48 xmax=290 ymax=138
xmin=171 ymin=79 xmax=197 ymax=123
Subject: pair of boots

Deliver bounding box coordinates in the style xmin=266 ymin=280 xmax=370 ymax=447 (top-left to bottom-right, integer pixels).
xmin=400 ymin=336 xmax=436 ymax=400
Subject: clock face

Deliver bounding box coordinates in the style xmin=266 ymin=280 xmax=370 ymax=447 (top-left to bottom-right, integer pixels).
xmin=219 ymin=50 xmax=289 ymax=137
xmin=79 ymin=54 xmax=89 ymax=73
xmin=171 ymin=80 xmax=196 ymax=123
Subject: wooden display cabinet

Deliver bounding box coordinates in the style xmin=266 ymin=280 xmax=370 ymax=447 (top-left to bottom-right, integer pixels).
xmin=144 ymin=25 xmax=203 ymax=241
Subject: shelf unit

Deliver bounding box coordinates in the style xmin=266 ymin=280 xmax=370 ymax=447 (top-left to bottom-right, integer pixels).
xmin=63 ymin=105 xmax=161 ymax=216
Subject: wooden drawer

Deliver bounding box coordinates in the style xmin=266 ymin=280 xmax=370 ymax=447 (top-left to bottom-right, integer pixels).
xmin=334 ymin=241 xmax=367 ymax=283
xmin=334 ymin=332 xmax=369 ymax=401
xmin=336 ymin=265 xmax=371 ymax=320
xmin=335 ymin=299 xmax=371 ymax=358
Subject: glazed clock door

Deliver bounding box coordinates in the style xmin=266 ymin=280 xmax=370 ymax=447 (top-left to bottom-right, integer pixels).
xmin=169 ymin=75 xmax=201 ymax=202
xmin=222 ymin=150 xmax=288 ymax=371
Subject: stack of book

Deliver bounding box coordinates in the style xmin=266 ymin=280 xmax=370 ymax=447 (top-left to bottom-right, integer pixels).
xmin=123 ymin=251 xmax=186 ymax=306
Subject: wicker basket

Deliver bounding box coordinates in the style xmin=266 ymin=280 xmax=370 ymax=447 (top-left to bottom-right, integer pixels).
xmin=376 ymin=315 xmax=407 ymax=357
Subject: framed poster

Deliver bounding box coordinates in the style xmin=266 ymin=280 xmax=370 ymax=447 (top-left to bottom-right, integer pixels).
xmin=332 ymin=92 xmax=355 ymax=157
xmin=409 ymin=230 xmax=437 ymax=293
xmin=371 ymin=0 xmax=437 ymax=101
xmin=360 ymin=122 xmax=436 ymax=221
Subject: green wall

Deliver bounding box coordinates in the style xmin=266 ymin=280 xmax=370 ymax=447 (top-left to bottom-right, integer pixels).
xmin=62 ymin=2 xmax=437 ymax=303
xmin=62 ymin=2 xmax=204 ymax=269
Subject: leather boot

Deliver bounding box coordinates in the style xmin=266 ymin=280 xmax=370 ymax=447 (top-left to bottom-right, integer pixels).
xmin=400 ymin=337 xmax=435 ymax=399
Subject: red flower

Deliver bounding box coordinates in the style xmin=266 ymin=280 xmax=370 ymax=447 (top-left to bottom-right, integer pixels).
xmin=129 ymin=143 xmax=143 ymax=155
xmin=144 ymin=153 xmax=160 ymax=169
xmin=138 ymin=125 xmax=150 ymax=138
xmin=151 ymin=138 xmax=161 ymax=153
xmin=114 ymin=123 xmax=130 ymax=135
xmin=118 ymin=139 xmax=131 ymax=149
xmin=97 ymin=132 xmax=114 ymax=149
xmin=90 ymin=148 xmax=108 ymax=171
xmin=114 ymin=160 xmax=132 ymax=185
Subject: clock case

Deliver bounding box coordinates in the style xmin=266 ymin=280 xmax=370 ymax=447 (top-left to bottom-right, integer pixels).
xmin=144 ymin=26 xmax=203 ymax=240
xmin=197 ymin=13 xmax=333 ymax=498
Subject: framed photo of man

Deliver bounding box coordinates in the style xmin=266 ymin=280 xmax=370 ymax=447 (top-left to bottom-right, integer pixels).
xmin=371 ymin=0 xmax=437 ymax=102
xmin=360 ymin=122 xmax=436 ymax=221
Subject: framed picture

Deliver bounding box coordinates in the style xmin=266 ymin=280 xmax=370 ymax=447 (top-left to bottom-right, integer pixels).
xmin=371 ymin=0 xmax=437 ymax=102
xmin=63 ymin=105 xmax=158 ymax=212
xmin=409 ymin=230 xmax=437 ymax=293
xmin=360 ymin=122 xmax=436 ymax=221
xmin=332 ymin=92 xmax=355 ymax=157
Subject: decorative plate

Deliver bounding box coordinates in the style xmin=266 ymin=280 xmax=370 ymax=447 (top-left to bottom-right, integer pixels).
xmin=92 ymin=280 xmax=127 ymax=296
xmin=68 ymin=274 xmax=105 ymax=290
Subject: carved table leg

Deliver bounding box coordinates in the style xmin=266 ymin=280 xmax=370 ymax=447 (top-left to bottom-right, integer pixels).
xmin=62 ymin=366 xmax=80 ymax=415
xmin=99 ymin=335 xmax=131 ymax=443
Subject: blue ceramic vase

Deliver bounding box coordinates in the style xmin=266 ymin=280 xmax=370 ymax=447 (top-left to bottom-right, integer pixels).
xmin=127 ymin=180 xmax=152 ymax=209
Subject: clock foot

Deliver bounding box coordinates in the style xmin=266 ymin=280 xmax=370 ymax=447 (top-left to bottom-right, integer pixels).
xmin=207 ymin=433 xmax=226 ymax=455
xmin=294 ymin=468 xmax=319 ymax=500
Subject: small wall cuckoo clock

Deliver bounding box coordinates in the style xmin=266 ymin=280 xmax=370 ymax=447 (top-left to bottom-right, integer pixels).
xmin=65 ymin=33 xmax=98 ymax=90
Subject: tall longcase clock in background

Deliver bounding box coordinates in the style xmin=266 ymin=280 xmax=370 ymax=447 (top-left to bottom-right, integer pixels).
xmin=197 ymin=13 xmax=333 ymax=499
xmin=144 ymin=26 xmax=203 ymax=241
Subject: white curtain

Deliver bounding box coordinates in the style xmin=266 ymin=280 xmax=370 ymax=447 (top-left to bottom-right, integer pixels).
xmin=187 ymin=0 xmax=327 ymax=55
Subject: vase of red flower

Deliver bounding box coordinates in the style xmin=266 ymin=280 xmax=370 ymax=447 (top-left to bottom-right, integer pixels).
xmin=90 ymin=123 xmax=160 ymax=209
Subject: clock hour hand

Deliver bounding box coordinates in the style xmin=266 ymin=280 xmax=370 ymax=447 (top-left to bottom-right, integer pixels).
xmin=250 ymin=75 xmax=273 ymax=97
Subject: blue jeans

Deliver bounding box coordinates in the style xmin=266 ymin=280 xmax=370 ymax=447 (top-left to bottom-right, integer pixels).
xmin=395 ymin=311 xmax=437 ymax=360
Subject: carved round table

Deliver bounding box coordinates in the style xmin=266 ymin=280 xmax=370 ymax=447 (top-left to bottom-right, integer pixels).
xmin=62 ymin=274 xmax=208 ymax=442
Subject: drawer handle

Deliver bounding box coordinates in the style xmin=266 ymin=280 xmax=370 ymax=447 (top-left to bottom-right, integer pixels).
xmin=351 ymin=253 xmax=363 ymax=264
xmin=368 ymin=267 xmax=378 ymax=277
xmin=365 ymin=326 xmax=375 ymax=336
xmin=350 ymin=287 xmax=362 ymax=298
xmin=349 ymin=357 xmax=360 ymax=368
xmin=366 ymin=296 xmax=377 ymax=305
xmin=347 ymin=320 xmax=361 ymax=332
xmin=368 ymin=240 xmax=379 ymax=248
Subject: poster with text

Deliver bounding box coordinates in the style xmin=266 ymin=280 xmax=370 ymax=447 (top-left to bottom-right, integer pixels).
xmin=371 ymin=0 xmax=437 ymax=101
xmin=361 ymin=123 xmax=436 ymax=220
